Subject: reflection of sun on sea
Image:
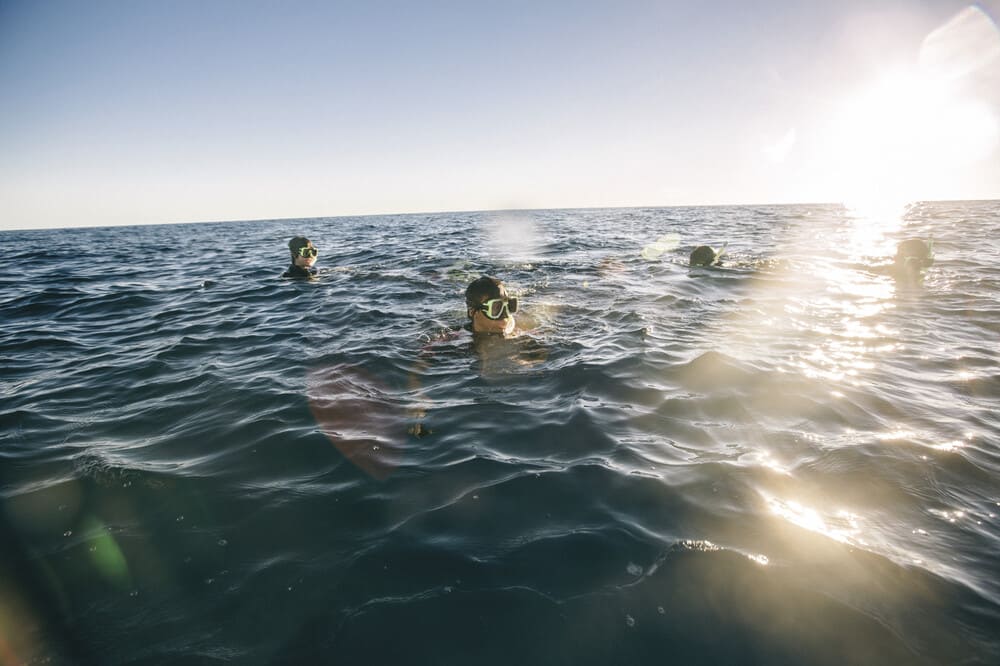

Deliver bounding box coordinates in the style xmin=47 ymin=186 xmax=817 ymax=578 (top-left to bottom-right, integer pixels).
xmin=843 ymin=200 xmax=903 ymax=261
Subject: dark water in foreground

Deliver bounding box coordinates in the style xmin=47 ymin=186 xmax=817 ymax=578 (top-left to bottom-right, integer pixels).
xmin=2 ymin=202 xmax=999 ymax=665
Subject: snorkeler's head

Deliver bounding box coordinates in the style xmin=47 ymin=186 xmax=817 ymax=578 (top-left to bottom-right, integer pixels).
xmin=289 ymin=236 xmax=312 ymax=256
xmin=466 ymin=276 xmax=517 ymax=336
xmin=466 ymin=276 xmax=504 ymax=311
xmin=288 ymin=236 xmax=318 ymax=268
xmin=894 ymin=238 xmax=933 ymax=271
xmin=689 ymin=245 xmax=718 ymax=267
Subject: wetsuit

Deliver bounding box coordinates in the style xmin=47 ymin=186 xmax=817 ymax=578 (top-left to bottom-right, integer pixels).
xmin=282 ymin=264 xmax=317 ymax=279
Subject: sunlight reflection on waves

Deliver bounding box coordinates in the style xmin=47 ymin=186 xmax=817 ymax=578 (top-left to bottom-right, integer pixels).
xmin=2 ymin=203 xmax=1000 ymax=664
xmin=696 ymin=202 xmax=1000 ymax=615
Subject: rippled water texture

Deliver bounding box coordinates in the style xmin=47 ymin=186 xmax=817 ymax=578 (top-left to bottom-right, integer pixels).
xmin=2 ymin=202 xmax=999 ymax=664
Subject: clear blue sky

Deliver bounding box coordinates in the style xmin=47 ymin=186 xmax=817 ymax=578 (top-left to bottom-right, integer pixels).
xmin=2 ymin=0 xmax=999 ymax=229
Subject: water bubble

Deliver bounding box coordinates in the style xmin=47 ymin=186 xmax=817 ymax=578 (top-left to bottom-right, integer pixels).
xmin=217 ymin=539 xmax=228 ymax=547
xmin=626 ymin=563 xmax=643 ymax=576
xmin=625 ymin=614 xmax=636 ymax=628
xmin=176 ymin=515 xmax=184 ymax=522
xmin=657 ymin=606 xmax=665 ymax=615
xmin=63 ymin=530 xmax=72 ymax=537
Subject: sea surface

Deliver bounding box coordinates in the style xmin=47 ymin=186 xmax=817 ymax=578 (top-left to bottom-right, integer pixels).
xmin=2 ymin=201 xmax=999 ymax=665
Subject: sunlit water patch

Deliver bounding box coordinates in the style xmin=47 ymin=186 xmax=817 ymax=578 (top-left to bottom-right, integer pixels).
xmin=2 ymin=202 xmax=999 ymax=664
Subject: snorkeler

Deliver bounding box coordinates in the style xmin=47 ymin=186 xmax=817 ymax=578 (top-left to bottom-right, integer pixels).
xmin=860 ymin=237 xmax=934 ymax=284
xmin=466 ymin=275 xmax=518 ymax=337
xmin=282 ymin=236 xmax=319 ymax=279
xmin=893 ymin=238 xmax=934 ymax=281
xmin=689 ymin=242 xmax=727 ymax=267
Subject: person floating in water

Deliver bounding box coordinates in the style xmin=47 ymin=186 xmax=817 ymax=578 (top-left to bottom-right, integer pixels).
xmin=404 ymin=276 xmax=521 ymax=434
xmin=861 ymin=237 xmax=934 ymax=285
xmin=689 ymin=241 xmax=727 ymax=267
xmin=282 ymin=236 xmax=318 ymax=279
xmin=466 ymin=275 xmax=519 ymax=336
xmin=893 ymin=238 xmax=934 ymax=282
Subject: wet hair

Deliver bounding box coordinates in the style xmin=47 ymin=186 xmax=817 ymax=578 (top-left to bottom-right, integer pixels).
xmin=288 ymin=236 xmax=312 ymax=258
xmin=689 ymin=245 xmax=717 ymax=267
xmin=895 ymin=238 xmax=933 ymax=269
xmin=465 ymin=276 xmax=505 ymax=315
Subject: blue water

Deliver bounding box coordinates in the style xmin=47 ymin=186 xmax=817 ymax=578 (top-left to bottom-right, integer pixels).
xmin=2 ymin=202 xmax=999 ymax=665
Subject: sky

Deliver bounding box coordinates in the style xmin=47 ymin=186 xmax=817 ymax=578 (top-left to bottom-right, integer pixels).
xmin=1 ymin=0 xmax=999 ymax=230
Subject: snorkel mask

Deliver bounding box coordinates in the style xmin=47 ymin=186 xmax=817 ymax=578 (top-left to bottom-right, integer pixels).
xmin=478 ymin=297 xmax=518 ymax=320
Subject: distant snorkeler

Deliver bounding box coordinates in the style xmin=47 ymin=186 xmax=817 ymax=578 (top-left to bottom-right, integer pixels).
xmin=465 ymin=275 xmax=519 ymax=337
xmin=282 ymin=236 xmax=319 ymax=279
xmin=689 ymin=241 xmax=727 ymax=267
xmin=894 ymin=238 xmax=934 ymax=281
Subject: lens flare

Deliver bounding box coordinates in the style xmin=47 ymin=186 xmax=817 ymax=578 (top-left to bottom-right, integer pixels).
xmin=486 ymin=213 xmax=543 ymax=262
xmin=84 ymin=516 xmax=131 ymax=588
xmin=640 ymin=233 xmax=680 ymax=260
xmin=306 ymin=364 xmax=407 ymax=480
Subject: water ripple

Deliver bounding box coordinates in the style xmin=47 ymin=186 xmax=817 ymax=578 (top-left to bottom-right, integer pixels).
xmin=2 ymin=203 xmax=999 ymax=664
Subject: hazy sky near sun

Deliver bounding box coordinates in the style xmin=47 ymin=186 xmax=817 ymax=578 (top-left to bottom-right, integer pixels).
xmin=2 ymin=0 xmax=999 ymax=230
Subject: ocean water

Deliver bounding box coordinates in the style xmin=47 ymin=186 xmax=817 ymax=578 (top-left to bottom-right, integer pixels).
xmin=2 ymin=201 xmax=999 ymax=665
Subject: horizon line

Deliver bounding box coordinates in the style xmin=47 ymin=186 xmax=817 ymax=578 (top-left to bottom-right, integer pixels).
xmin=3 ymin=197 xmax=998 ymax=233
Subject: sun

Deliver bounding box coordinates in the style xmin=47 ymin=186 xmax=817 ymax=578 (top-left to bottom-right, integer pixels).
xmin=822 ymin=66 xmax=998 ymax=211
